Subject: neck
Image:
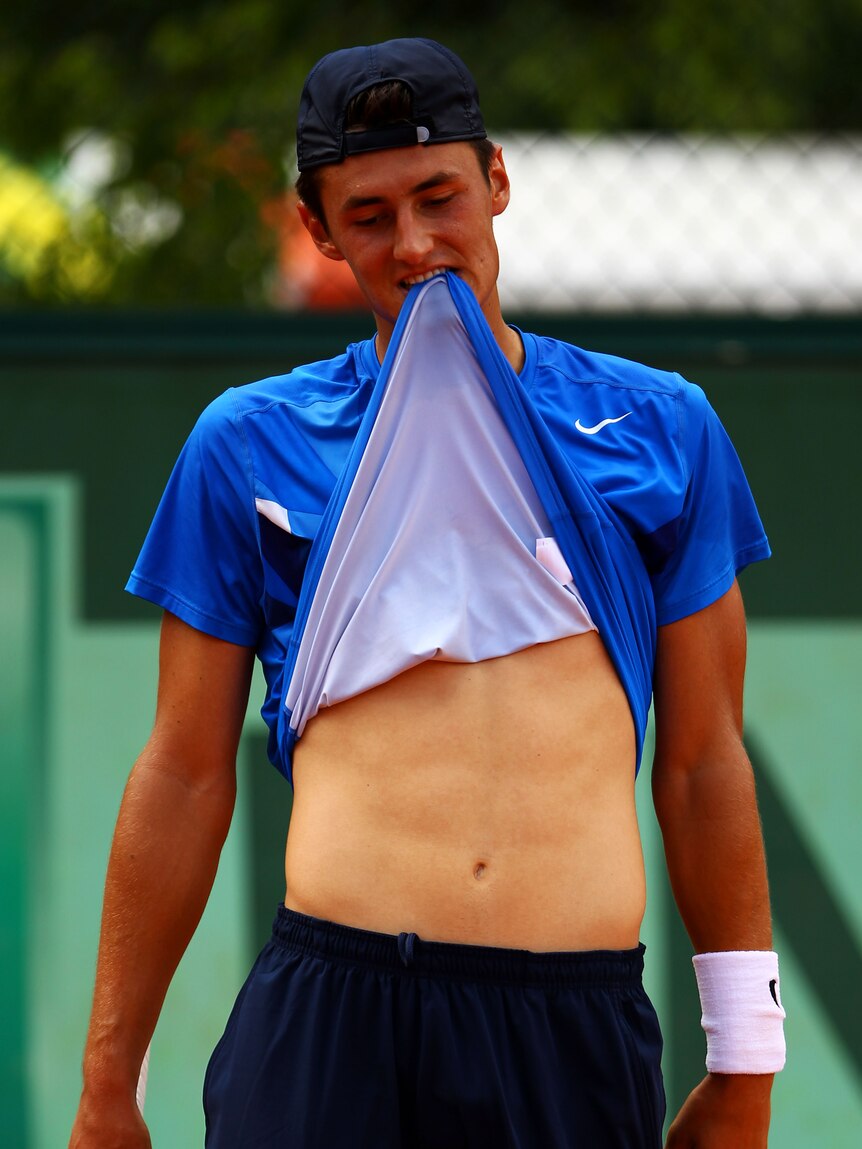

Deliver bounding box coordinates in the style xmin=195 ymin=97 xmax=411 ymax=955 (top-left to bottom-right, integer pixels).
xmin=490 ymin=319 xmax=526 ymax=374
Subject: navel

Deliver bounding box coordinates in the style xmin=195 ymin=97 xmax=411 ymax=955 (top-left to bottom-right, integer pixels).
xmin=473 ymin=861 xmax=488 ymax=880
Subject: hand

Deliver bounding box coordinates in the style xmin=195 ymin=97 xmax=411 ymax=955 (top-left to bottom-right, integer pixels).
xmin=665 ymin=1073 xmax=773 ymax=1148
xmin=69 ymin=1093 xmax=152 ymax=1149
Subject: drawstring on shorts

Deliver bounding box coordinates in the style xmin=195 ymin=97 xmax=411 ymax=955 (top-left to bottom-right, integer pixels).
xmin=398 ymin=931 xmax=418 ymax=967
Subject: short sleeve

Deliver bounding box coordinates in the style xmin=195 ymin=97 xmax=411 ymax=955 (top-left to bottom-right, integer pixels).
xmin=650 ymin=381 xmax=770 ymax=626
xmin=126 ymin=390 xmax=264 ymax=646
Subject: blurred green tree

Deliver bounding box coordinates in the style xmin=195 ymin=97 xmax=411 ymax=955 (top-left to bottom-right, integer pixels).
xmin=0 ymin=0 xmax=859 ymax=306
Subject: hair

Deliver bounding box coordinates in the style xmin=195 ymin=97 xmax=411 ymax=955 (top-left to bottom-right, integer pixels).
xmin=296 ymin=80 xmax=496 ymax=228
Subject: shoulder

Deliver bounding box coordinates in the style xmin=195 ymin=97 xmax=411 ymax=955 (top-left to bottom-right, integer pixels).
xmin=525 ymin=330 xmax=686 ymax=398
xmin=522 ymin=331 xmax=712 ymax=460
xmin=196 ymin=339 xmax=377 ymax=434
xmin=181 ymin=339 xmax=377 ymax=512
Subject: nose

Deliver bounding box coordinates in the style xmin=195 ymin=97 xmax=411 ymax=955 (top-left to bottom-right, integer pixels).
xmin=392 ymin=208 xmax=433 ymax=264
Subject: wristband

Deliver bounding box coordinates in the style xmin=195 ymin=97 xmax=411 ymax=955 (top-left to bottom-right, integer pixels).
xmin=692 ymin=950 xmax=786 ymax=1074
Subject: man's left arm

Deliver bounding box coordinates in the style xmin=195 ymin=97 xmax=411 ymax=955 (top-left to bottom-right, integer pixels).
xmin=651 ymin=579 xmax=777 ymax=1148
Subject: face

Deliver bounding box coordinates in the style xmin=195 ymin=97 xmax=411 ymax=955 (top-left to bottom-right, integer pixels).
xmin=298 ymin=142 xmax=512 ymax=357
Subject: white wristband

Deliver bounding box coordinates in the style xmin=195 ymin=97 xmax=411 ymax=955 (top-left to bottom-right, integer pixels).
xmin=692 ymin=950 xmax=786 ymax=1074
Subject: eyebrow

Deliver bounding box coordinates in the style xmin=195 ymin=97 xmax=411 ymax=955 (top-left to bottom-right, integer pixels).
xmin=341 ymin=170 xmax=459 ymax=212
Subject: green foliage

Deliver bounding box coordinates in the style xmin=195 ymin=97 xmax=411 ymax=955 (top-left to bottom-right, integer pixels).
xmin=0 ymin=0 xmax=860 ymax=306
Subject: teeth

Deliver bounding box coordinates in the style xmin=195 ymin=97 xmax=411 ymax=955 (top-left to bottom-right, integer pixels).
xmin=402 ymin=270 xmax=447 ymax=287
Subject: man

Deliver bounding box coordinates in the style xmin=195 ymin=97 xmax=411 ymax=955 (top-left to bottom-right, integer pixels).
xmin=70 ymin=37 xmax=785 ymax=1149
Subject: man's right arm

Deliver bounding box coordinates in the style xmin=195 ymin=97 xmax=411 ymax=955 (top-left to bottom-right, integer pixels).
xmin=69 ymin=611 xmax=255 ymax=1148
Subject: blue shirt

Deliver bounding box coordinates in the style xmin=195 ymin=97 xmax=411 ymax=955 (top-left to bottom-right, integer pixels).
xmin=128 ymin=274 xmax=769 ymax=781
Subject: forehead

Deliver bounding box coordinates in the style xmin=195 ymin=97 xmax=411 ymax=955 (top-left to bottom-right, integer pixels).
xmin=317 ymin=141 xmax=483 ymax=209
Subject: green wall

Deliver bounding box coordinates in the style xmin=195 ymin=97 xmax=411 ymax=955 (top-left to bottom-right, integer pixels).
xmin=1 ymin=311 xmax=860 ymax=1146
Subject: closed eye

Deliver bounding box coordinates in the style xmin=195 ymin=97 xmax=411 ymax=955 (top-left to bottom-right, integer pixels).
xmin=424 ymin=193 xmax=456 ymax=209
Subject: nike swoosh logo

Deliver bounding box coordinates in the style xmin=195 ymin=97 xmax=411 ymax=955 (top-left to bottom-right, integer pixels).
xmin=575 ymin=412 xmax=632 ymax=435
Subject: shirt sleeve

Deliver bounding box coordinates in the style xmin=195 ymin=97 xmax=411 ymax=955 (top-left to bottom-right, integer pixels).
xmin=649 ymin=380 xmax=771 ymax=626
xmin=126 ymin=390 xmax=264 ymax=646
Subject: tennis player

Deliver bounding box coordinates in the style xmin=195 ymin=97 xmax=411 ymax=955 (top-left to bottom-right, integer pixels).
xmin=70 ymin=38 xmax=784 ymax=1149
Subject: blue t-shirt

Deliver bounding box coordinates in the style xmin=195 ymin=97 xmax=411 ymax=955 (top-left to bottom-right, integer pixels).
xmin=128 ymin=274 xmax=769 ymax=781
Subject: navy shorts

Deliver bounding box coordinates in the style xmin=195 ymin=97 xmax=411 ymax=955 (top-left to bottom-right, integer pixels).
xmin=204 ymin=907 xmax=665 ymax=1148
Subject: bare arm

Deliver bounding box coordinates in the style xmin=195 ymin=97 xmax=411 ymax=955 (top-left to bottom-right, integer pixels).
xmin=651 ymin=581 xmax=774 ymax=1147
xmin=69 ymin=612 xmax=254 ymax=1148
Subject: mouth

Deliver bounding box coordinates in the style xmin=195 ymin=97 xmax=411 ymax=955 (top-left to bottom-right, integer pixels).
xmin=399 ymin=269 xmax=449 ymax=290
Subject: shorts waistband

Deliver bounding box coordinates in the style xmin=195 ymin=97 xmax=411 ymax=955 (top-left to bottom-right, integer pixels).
xmin=271 ymin=906 xmax=645 ymax=988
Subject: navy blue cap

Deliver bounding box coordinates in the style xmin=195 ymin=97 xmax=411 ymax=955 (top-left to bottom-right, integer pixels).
xmin=296 ymin=38 xmax=486 ymax=171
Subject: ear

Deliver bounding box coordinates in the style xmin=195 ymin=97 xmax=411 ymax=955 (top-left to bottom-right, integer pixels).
xmin=488 ymin=145 xmax=511 ymax=218
xmin=296 ymin=201 xmax=346 ymax=262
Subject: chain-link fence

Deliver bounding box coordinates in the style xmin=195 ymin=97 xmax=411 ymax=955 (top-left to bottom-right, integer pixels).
xmin=495 ymin=133 xmax=862 ymax=314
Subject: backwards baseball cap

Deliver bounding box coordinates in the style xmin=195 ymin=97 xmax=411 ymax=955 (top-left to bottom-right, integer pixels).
xmin=296 ymin=38 xmax=486 ymax=171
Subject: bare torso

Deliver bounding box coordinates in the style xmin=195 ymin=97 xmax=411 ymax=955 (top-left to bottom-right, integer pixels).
xmin=284 ymin=630 xmax=645 ymax=952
